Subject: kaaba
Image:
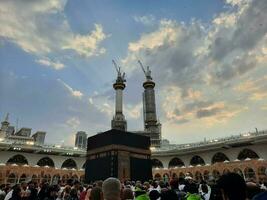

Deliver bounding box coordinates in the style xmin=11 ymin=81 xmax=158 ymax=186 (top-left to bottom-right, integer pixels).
xmin=85 ymin=129 xmax=152 ymax=182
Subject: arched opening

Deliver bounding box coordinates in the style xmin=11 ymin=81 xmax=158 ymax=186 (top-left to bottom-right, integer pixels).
xmin=195 ymin=171 xmax=203 ymax=182
xmin=179 ymin=172 xmax=185 ymax=178
xmin=52 ymin=174 xmax=60 ymax=184
xmin=203 ymin=171 xmax=210 ymax=181
xmin=212 ymin=152 xmax=230 ymax=164
xmin=244 ymin=167 xmax=256 ymax=181
xmin=151 ymin=159 xmax=163 ymax=168
xmin=7 ymin=173 xmax=17 ymax=184
xmin=82 ymin=162 xmax=86 ymax=169
xmin=233 ymin=168 xmax=243 ymax=177
xmin=163 ymin=173 xmax=169 ymax=182
xmin=42 ymin=174 xmax=51 ymax=183
xmin=190 ymin=155 xmax=205 ymax=166
xmin=186 ymin=172 xmax=193 ymax=178
xmin=238 ymin=149 xmax=259 ymax=160
xmin=80 ymin=175 xmax=85 ymax=183
xmin=62 ymin=175 xmax=69 ymax=184
xmin=168 ymin=157 xmax=185 ymax=168
xmin=154 ymin=173 xmax=161 ymax=180
xmin=172 ymin=173 xmax=177 ymax=179
xmin=32 ymin=174 xmax=39 ymax=183
xmin=37 ymin=157 xmax=55 ymax=167
xmin=19 ymin=174 xmax=27 ymax=183
xmin=61 ymin=159 xmax=77 ymax=169
xmin=71 ymin=175 xmax=79 ymax=181
xmin=212 ymin=170 xmax=220 ymax=180
xmin=7 ymin=154 xmax=28 ymax=165
xmin=223 ymin=169 xmax=230 ymax=175
xmin=258 ymin=166 xmax=267 ymax=182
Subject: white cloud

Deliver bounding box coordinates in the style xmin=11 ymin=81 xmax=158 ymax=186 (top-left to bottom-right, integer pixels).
xmin=121 ymin=0 xmax=267 ymax=132
xmin=36 ymin=57 xmax=65 ymax=70
xmin=0 ymin=0 xmax=108 ymax=62
xmin=66 ymin=117 xmax=80 ymax=129
xmin=133 ymin=15 xmax=156 ymax=25
xmin=57 ymin=79 xmax=83 ymax=98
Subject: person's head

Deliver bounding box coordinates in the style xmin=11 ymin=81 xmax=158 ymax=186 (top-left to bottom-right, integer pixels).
xmin=12 ymin=185 xmax=21 ymax=198
xmin=201 ymin=184 xmax=209 ymax=194
xmin=21 ymin=182 xmax=27 ymax=190
xmin=149 ymin=190 xmax=160 ymax=200
xmin=122 ymin=188 xmax=133 ymax=200
xmin=48 ymin=185 xmax=59 ymax=198
xmin=246 ymin=182 xmax=261 ymax=199
xmin=217 ymin=173 xmax=246 ymax=200
xmin=70 ymin=188 xmax=78 ymax=198
xmin=169 ymin=179 xmax=178 ymax=190
xmin=160 ymin=189 xmax=177 ymax=200
xmin=184 ymin=182 xmax=198 ymax=194
xmin=96 ymin=180 xmax=103 ymax=188
xmin=102 ymin=178 xmax=121 ymax=200
xmin=90 ymin=187 xmax=103 ymax=200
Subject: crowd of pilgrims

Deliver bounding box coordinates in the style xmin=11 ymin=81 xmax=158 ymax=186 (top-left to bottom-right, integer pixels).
xmin=0 ymin=172 xmax=267 ymax=200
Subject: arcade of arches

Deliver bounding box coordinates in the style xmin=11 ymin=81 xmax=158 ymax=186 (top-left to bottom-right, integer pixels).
xmin=0 ymin=154 xmax=85 ymax=184
xmin=152 ymin=148 xmax=267 ymax=182
xmin=152 ymin=159 xmax=267 ymax=183
xmin=0 ymin=165 xmax=84 ymax=185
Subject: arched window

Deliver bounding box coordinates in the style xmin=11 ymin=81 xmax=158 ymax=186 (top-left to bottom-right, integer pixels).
xmin=195 ymin=171 xmax=203 ymax=182
xmin=52 ymin=174 xmax=60 ymax=184
xmin=212 ymin=170 xmax=220 ymax=180
xmin=172 ymin=173 xmax=177 ymax=178
xmin=190 ymin=155 xmax=205 ymax=166
xmin=61 ymin=159 xmax=77 ymax=169
xmin=71 ymin=175 xmax=78 ymax=180
xmin=82 ymin=162 xmax=86 ymax=169
xmin=258 ymin=167 xmax=267 ymax=182
xmin=80 ymin=175 xmax=85 ymax=183
xmin=203 ymin=171 xmax=210 ymax=181
xmin=179 ymin=172 xmax=185 ymax=178
xmin=168 ymin=157 xmax=185 ymax=168
xmin=7 ymin=154 xmax=28 ymax=165
xmin=42 ymin=174 xmax=51 ymax=183
xmin=154 ymin=173 xmax=161 ymax=180
xmin=37 ymin=157 xmax=55 ymax=167
xmin=32 ymin=174 xmax=39 ymax=183
xmin=212 ymin=152 xmax=230 ymax=164
xmin=151 ymin=159 xmax=163 ymax=168
xmin=7 ymin=173 xmax=17 ymax=184
xmin=233 ymin=168 xmax=243 ymax=177
xmin=19 ymin=174 xmax=27 ymax=183
xmin=244 ymin=168 xmax=256 ymax=180
xmin=62 ymin=175 xmax=69 ymax=184
xmin=223 ymin=169 xmax=230 ymax=175
xmin=238 ymin=149 xmax=259 ymax=160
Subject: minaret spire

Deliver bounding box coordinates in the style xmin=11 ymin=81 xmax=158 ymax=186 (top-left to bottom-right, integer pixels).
xmin=138 ymin=60 xmax=161 ymax=147
xmin=111 ymin=60 xmax=127 ymax=131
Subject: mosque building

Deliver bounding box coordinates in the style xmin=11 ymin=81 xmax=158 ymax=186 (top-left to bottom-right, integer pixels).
xmin=0 ymin=61 xmax=266 ymax=184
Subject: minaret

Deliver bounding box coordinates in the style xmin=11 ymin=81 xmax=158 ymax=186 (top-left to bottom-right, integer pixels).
xmin=0 ymin=113 xmax=10 ymax=138
xmin=138 ymin=61 xmax=161 ymax=147
xmin=111 ymin=60 xmax=127 ymax=131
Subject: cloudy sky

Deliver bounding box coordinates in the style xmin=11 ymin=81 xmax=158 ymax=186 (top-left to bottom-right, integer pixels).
xmin=0 ymin=0 xmax=267 ymax=146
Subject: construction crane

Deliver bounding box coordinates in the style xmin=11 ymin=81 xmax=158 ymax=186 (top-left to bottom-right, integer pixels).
xmin=138 ymin=60 xmax=152 ymax=80
xmin=112 ymin=59 xmax=126 ymax=82
xmin=138 ymin=60 xmax=146 ymax=76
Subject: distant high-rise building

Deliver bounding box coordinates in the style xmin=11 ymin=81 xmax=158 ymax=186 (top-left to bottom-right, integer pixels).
xmin=75 ymin=131 xmax=87 ymax=149
xmin=0 ymin=113 xmax=10 ymax=138
xmin=16 ymin=128 xmax=31 ymax=137
xmin=32 ymin=131 xmax=46 ymax=145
